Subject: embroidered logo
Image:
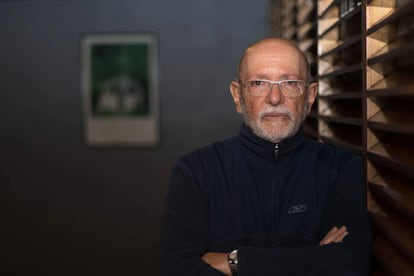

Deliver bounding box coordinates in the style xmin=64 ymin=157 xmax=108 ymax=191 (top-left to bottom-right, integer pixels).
xmin=288 ymin=204 xmax=307 ymax=214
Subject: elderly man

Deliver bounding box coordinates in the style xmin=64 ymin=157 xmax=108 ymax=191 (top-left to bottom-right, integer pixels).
xmin=160 ymin=38 xmax=371 ymax=275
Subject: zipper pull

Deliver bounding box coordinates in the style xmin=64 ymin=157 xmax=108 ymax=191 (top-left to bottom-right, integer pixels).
xmin=274 ymin=143 xmax=279 ymax=160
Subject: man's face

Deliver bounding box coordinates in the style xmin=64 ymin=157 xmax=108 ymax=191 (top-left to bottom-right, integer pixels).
xmin=230 ymin=41 xmax=317 ymax=143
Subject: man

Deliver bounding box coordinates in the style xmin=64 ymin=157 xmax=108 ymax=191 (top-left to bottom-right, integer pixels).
xmin=160 ymin=38 xmax=371 ymax=275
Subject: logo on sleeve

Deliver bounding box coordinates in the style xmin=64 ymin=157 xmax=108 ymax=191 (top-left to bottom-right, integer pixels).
xmin=288 ymin=204 xmax=307 ymax=214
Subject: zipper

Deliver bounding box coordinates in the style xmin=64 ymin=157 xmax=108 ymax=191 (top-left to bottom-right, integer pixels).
xmin=274 ymin=143 xmax=279 ymax=159
xmin=271 ymin=143 xmax=279 ymax=235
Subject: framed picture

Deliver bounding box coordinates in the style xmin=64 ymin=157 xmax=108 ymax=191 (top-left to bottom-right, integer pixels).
xmin=81 ymin=33 xmax=159 ymax=147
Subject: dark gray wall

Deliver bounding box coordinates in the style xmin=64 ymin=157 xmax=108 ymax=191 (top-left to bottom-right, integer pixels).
xmin=0 ymin=1 xmax=269 ymax=275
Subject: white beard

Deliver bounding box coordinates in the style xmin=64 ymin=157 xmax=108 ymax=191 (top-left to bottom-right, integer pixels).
xmin=240 ymin=94 xmax=309 ymax=143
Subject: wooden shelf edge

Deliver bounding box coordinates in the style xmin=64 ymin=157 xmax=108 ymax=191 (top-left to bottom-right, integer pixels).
xmin=367 ymin=87 xmax=414 ymax=98
xmin=371 ymin=233 xmax=414 ymax=275
xmin=319 ymin=115 xmax=363 ymax=126
xmin=319 ymin=5 xmax=361 ymax=39
xmin=367 ymin=151 xmax=414 ymax=180
xmin=299 ymin=39 xmax=316 ymax=53
xmin=298 ymin=24 xmax=316 ymax=41
xmin=367 ymin=1 xmax=414 ymax=36
xmin=367 ymin=121 xmax=414 ymax=135
xmin=368 ymin=41 xmax=414 ymax=66
xmin=319 ymin=0 xmax=341 ymax=18
xmin=297 ymin=5 xmax=316 ymax=27
xmin=319 ymin=135 xmax=362 ymax=154
xmin=369 ymin=209 xmax=414 ymax=263
xmin=319 ymin=62 xmax=362 ymax=78
xmin=319 ymin=35 xmax=361 ymax=58
xmin=319 ymin=91 xmax=361 ymax=100
xmin=369 ymin=182 xmax=414 ymax=221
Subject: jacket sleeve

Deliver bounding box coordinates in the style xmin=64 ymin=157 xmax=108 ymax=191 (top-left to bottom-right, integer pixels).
xmin=237 ymin=155 xmax=372 ymax=276
xmin=160 ymin=160 xmax=224 ymax=276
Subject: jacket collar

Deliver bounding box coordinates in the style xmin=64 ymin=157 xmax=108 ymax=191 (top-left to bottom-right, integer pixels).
xmin=239 ymin=123 xmax=305 ymax=161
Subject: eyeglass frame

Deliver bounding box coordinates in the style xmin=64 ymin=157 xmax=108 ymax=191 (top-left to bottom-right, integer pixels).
xmin=236 ymin=79 xmax=309 ymax=97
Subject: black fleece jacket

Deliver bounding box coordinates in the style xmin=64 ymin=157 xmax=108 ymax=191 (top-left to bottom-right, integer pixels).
xmin=160 ymin=124 xmax=371 ymax=275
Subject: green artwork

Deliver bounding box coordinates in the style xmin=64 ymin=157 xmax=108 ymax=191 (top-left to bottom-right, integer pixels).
xmin=91 ymin=44 xmax=150 ymax=117
xmin=82 ymin=34 xmax=159 ymax=146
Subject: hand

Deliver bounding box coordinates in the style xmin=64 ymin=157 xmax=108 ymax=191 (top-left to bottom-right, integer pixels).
xmin=201 ymin=252 xmax=231 ymax=275
xmin=319 ymin=226 xmax=348 ymax=246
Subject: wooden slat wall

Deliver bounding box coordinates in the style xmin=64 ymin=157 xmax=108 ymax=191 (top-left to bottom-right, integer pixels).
xmin=366 ymin=0 xmax=414 ymax=274
xmin=270 ymin=0 xmax=414 ymax=274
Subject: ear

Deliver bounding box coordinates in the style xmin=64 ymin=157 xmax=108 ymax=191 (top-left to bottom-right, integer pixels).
xmin=306 ymin=82 xmax=318 ymax=114
xmin=230 ymin=81 xmax=243 ymax=114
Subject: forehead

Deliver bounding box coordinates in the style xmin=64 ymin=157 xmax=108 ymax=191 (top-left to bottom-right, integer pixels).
xmin=241 ymin=42 xmax=307 ymax=79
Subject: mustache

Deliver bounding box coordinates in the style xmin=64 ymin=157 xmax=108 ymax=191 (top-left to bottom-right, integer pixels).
xmin=259 ymin=107 xmax=294 ymax=120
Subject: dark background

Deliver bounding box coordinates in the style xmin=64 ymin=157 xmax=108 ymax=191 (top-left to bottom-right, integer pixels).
xmin=0 ymin=1 xmax=270 ymax=275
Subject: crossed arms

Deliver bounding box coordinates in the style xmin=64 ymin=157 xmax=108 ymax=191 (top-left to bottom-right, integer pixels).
xmin=202 ymin=225 xmax=349 ymax=275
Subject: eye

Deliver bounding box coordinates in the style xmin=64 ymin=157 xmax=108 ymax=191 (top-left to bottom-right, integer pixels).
xmin=285 ymin=80 xmax=300 ymax=86
xmin=248 ymin=80 xmax=266 ymax=87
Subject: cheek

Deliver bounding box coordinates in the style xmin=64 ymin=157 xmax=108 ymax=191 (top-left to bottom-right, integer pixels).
xmin=244 ymin=98 xmax=263 ymax=119
xmin=290 ymin=99 xmax=306 ymax=119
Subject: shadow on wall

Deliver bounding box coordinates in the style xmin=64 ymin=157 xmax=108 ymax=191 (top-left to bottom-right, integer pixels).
xmin=1 ymin=150 xmax=170 ymax=275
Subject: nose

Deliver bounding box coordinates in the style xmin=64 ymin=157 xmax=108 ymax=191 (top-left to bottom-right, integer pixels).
xmin=266 ymin=82 xmax=283 ymax=106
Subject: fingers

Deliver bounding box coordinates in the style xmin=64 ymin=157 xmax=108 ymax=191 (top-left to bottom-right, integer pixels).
xmin=201 ymin=253 xmax=209 ymax=263
xmin=201 ymin=252 xmax=232 ymax=275
xmin=319 ymin=226 xmax=348 ymax=246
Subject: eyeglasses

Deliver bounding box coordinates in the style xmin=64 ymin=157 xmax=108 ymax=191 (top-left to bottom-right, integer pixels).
xmin=239 ymin=79 xmax=306 ymax=97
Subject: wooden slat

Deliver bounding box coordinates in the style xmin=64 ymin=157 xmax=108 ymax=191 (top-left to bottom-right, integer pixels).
xmin=367 ymin=95 xmax=414 ymax=134
xmin=368 ymin=112 xmax=414 ymax=134
xmin=319 ymin=5 xmax=361 ymax=38
xmin=369 ymin=173 xmax=414 ymax=220
xmin=368 ymin=120 xmax=414 ymax=135
xmin=318 ymin=0 xmax=338 ymax=17
xmin=366 ymin=62 xmax=394 ymax=89
xmin=298 ymin=39 xmax=316 ymax=53
xmin=281 ymin=17 xmax=296 ymax=29
xmin=318 ymin=17 xmax=339 ymax=36
xmin=318 ymin=75 xmax=362 ymax=96
xmin=366 ymin=2 xmax=396 ymax=30
xmin=367 ymin=0 xmax=414 ymax=35
xmin=366 ymin=24 xmax=397 ymax=58
xmin=319 ymin=99 xmax=362 ymax=116
xmin=369 ymin=204 xmax=414 ymax=263
xmin=319 ymin=91 xmax=361 ymax=100
xmin=318 ymin=120 xmax=363 ymax=152
xmin=282 ymin=27 xmax=297 ymax=40
xmin=297 ymin=0 xmax=315 ymax=26
xmin=319 ymin=115 xmax=362 ymax=126
xmin=281 ymin=1 xmax=296 ymax=19
xmin=367 ymin=87 xmax=414 ymax=97
xmin=372 ymin=233 xmax=414 ymax=276
xmin=368 ymin=70 xmax=414 ymax=90
xmin=369 ymin=141 xmax=414 ymax=168
xmin=298 ymin=22 xmax=314 ymax=40
xmin=319 ymin=134 xmax=363 ymax=153
xmin=319 ymin=62 xmax=362 ymax=78
xmin=318 ymin=38 xmax=340 ymax=56
xmin=367 ymin=150 xmax=414 ymax=180
xmin=319 ymin=34 xmax=361 ymax=58
xmin=368 ymin=40 xmax=414 ymax=65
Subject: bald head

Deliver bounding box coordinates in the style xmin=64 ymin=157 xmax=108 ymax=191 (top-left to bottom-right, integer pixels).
xmin=237 ymin=37 xmax=310 ymax=82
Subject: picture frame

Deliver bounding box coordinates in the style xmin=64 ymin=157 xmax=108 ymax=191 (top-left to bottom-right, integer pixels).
xmin=81 ymin=33 xmax=159 ymax=147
